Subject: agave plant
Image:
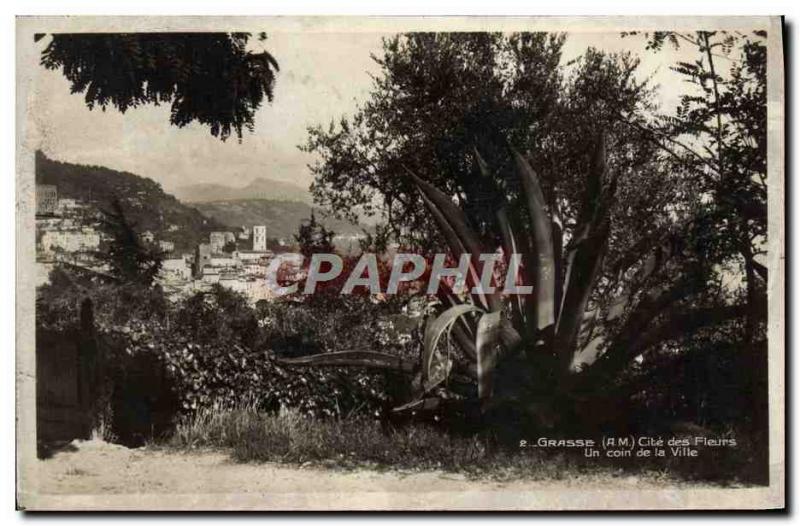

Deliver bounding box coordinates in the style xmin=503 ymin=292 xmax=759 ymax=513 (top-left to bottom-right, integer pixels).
xmin=281 ymin=135 xmax=704 ymax=429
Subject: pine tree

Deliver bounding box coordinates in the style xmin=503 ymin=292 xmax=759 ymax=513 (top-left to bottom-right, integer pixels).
xmin=97 ymin=199 xmax=163 ymax=286
xmin=294 ymin=211 xmax=336 ymax=258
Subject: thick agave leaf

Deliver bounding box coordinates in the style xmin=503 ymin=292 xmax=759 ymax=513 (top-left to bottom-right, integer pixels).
xmin=392 ymin=397 xmax=441 ymax=415
xmin=497 ymin=207 xmax=528 ymax=331
xmin=554 ymin=136 xmax=614 ymax=372
xmin=555 ymin=223 xmax=610 ymax=370
xmin=606 ymin=232 xmax=688 ymax=330
xmin=610 ymin=231 xmax=661 ymax=279
xmin=277 ymin=351 xmax=415 ymax=373
xmin=422 ymin=304 xmax=482 ymax=391
xmin=476 ymin=311 xmax=503 ymax=400
xmin=551 ymin=206 xmax=565 ymax=320
xmin=408 ymin=169 xmax=501 ymax=312
xmin=474 ymin=311 xmax=522 ymax=400
xmin=580 ymin=227 xmax=680 ymax=336
xmin=498 ymin=321 xmax=523 ymax=350
xmin=408 ymin=173 xmax=483 ymax=258
xmin=417 ymin=191 xmax=490 ymax=311
xmin=451 ymin=321 xmax=478 ymax=360
xmin=424 ymin=356 xmax=454 ymax=393
xmin=511 ymin=148 xmax=556 ymax=332
xmin=473 ymin=146 xmax=492 ymax=179
xmin=476 ymin=147 xmax=536 ymax=326
xmin=438 ymin=283 xmax=478 ymax=338
xmin=579 ymin=293 xmax=630 ymax=341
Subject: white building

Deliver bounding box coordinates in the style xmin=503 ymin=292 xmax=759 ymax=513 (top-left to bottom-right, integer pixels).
xmin=209 ymin=232 xmax=228 ymax=253
xmin=159 ymin=240 xmax=175 ymax=253
xmin=238 ymin=250 xmax=271 ymax=263
xmin=209 ymin=255 xmax=240 ymax=268
xmin=219 ymin=275 xmax=249 ymax=295
xmin=160 ymin=257 xmax=192 ymax=282
xmin=40 ymin=227 xmax=100 ymax=255
xmin=253 ymin=225 xmax=267 ymax=252
xmin=243 ymin=263 xmax=266 ymax=277
xmin=200 ymin=267 xmax=221 ymax=283
xmin=55 ymin=198 xmax=83 ymax=215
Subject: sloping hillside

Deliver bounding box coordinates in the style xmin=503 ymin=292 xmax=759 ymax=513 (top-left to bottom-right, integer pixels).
xmin=35 ymin=152 xmax=230 ymax=254
xmin=193 ymin=199 xmax=363 ymax=239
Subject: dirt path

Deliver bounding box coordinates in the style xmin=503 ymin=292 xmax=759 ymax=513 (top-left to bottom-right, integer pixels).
xmin=22 ymin=438 xmax=727 ymax=510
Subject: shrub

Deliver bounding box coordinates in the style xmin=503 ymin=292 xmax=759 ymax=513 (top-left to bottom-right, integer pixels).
xmin=256 ymin=293 xmax=419 ymax=360
xmin=35 ymin=266 xmax=449 ymax=443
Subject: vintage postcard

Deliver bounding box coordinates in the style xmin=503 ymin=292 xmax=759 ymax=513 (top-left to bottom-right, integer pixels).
xmin=16 ymin=16 xmax=785 ymax=510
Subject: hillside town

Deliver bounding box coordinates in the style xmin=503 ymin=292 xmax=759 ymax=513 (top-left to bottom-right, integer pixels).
xmin=35 ymin=184 xmax=282 ymax=303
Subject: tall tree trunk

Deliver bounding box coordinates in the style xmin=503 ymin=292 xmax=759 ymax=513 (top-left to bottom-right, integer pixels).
xmin=741 ymin=244 xmax=769 ymax=483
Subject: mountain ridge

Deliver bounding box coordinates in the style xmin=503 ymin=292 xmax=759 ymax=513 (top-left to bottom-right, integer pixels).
xmin=192 ymin=198 xmax=364 ymax=240
xmin=174 ymin=177 xmax=312 ymax=204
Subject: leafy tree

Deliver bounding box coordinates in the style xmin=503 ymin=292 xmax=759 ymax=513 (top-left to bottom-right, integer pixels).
xmin=358 ymin=224 xmax=392 ymax=254
xmin=294 ymin=32 xmax=760 ymax=440
xmin=619 ymin=31 xmax=768 ymax=459
xmin=294 ymin=210 xmax=336 ymax=258
xmin=623 ymin=31 xmax=767 ymax=337
xmin=97 ymin=198 xmax=163 ymax=286
xmin=302 ymin=32 xmax=702 ymax=362
xmin=39 ymin=32 xmax=279 ymax=140
xmin=303 ymin=33 xmax=564 ymax=249
xmin=302 ymin=34 xmax=678 ymax=264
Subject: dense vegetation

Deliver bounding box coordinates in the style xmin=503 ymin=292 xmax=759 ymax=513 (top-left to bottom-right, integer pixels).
xmin=36 ymin=205 xmax=418 ymax=442
xmin=297 ymin=31 xmax=769 ymax=482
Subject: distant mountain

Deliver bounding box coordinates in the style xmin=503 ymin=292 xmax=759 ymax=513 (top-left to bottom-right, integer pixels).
xmin=193 ymin=199 xmax=364 ymax=240
xmin=174 ymin=177 xmax=312 ymax=204
xmin=35 ymin=152 xmax=230 ymax=254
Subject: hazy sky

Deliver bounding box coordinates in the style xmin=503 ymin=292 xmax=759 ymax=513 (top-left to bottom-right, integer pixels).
xmin=31 ymin=32 xmax=695 ymax=195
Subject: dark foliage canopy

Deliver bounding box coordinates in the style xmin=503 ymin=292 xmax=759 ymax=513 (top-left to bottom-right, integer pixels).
xmin=39 ymin=32 xmax=279 ymax=140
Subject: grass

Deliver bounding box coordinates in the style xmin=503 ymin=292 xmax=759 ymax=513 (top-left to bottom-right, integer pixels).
xmin=166 ymin=405 xmax=685 ymax=483
xmin=165 ymin=404 xmax=765 ymax=486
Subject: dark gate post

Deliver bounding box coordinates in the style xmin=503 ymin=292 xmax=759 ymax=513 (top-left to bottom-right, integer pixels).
xmin=77 ymin=297 xmax=101 ymax=438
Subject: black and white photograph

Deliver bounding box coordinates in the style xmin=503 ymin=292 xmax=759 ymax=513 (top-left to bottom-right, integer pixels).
xmin=14 ymin=16 xmax=785 ymax=510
